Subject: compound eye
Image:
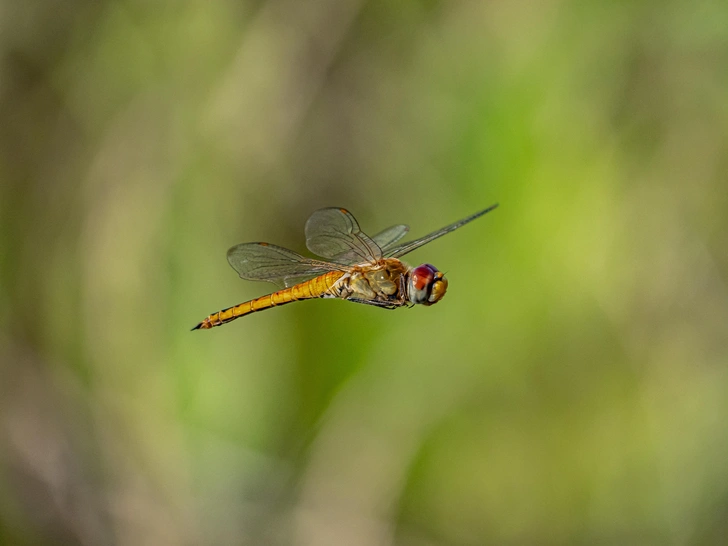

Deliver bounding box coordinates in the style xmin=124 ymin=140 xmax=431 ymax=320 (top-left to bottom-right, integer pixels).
xmin=411 ymin=264 xmax=436 ymax=291
xmin=409 ymin=264 xmax=441 ymax=305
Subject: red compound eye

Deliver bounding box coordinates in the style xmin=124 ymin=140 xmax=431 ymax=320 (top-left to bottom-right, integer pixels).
xmin=411 ymin=264 xmax=437 ymax=291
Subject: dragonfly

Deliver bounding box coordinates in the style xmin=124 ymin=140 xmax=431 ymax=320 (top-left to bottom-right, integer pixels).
xmin=193 ymin=204 xmax=498 ymax=330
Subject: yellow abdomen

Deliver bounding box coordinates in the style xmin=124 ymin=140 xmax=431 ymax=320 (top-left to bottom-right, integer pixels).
xmin=193 ymin=270 xmax=345 ymax=330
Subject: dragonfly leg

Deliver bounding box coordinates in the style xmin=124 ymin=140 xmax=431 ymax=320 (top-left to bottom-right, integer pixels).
xmin=348 ymin=298 xmax=401 ymax=310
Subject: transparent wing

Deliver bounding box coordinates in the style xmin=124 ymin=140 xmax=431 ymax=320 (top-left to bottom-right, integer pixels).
xmin=227 ymin=242 xmax=344 ymax=288
xmin=385 ymin=204 xmax=499 ymax=258
xmin=373 ymin=224 xmax=409 ymax=250
xmin=305 ymin=207 xmax=382 ymax=264
xmin=330 ymin=224 xmax=410 ymax=265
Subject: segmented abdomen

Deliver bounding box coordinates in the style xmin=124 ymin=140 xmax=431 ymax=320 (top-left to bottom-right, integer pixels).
xmin=193 ymin=270 xmax=345 ymax=330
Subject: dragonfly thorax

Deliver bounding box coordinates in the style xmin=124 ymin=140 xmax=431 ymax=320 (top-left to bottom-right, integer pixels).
xmin=407 ymin=264 xmax=448 ymax=306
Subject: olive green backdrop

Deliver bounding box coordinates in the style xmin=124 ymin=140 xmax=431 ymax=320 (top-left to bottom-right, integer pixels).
xmin=1 ymin=1 xmax=727 ymax=545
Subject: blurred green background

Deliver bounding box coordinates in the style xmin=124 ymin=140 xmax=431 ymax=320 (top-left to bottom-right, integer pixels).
xmin=2 ymin=1 xmax=728 ymax=545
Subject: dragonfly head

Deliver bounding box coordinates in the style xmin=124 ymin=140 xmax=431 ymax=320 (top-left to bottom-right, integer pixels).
xmin=408 ymin=264 xmax=448 ymax=306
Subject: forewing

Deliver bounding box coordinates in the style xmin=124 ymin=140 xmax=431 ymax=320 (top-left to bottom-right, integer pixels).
xmin=385 ymin=204 xmax=499 ymax=258
xmin=227 ymin=242 xmax=341 ymax=288
xmin=331 ymin=224 xmax=409 ymax=265
xmin=373 ymin=224 xmax=409 ymax=250
xmin=305 ymin=207 xmax=382 ymax=264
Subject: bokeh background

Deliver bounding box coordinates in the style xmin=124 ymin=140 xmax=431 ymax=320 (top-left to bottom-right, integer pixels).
xmin=2 ymin=1 xmax=728 ymax=545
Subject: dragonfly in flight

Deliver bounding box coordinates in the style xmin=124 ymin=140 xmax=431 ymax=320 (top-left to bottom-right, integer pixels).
xmin=193 ymin=204 xmax=498 ymax=330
